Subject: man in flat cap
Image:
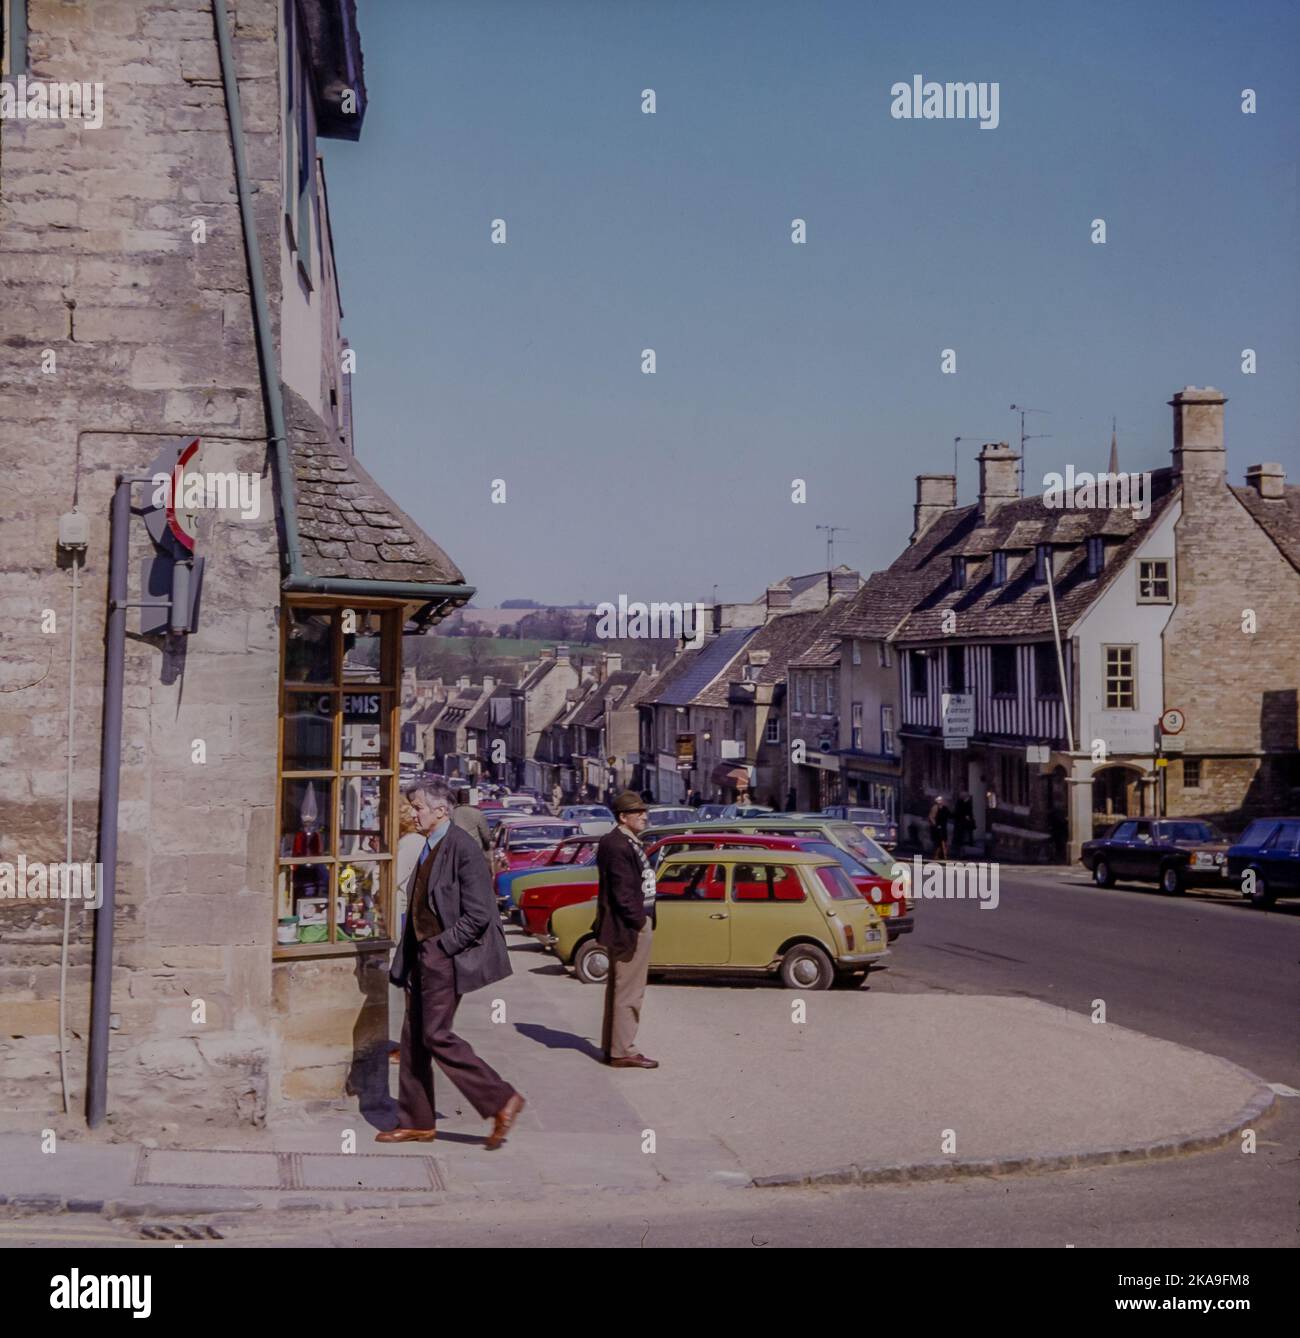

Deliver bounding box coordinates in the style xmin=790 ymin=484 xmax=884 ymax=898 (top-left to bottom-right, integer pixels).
xmin=594 ymin=790 xmax=659 ymax=1068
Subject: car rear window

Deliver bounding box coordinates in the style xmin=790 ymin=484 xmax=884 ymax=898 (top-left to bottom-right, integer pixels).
xmin=1238 ymin=820 xmax=1279 ymax=847
xmin=731 ymin=863 xmax=806 ymax=902
xmin=815 ymin=866 xmax=860 ymax=900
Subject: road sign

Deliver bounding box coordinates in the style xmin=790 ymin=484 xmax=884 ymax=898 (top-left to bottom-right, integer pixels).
xmin=942 ymin=692 xmax=974 ymax=742
xmin=1160 ymin=734 xmax=1185 ymax=752
xmin=1160 ymin=707 xmax=1186 ymax=735
xmin=1025 ymin=744 xmax=1050 ymax=764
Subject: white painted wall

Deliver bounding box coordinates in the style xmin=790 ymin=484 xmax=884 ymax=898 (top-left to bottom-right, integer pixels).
xmin=1070 ymin=501 xmax=1181 ymax=756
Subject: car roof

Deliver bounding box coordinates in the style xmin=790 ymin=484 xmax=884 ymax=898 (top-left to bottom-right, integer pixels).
xmin=659 ymin=848 xmax=837 ymax=866
xmin=649 ymin=833 xmax=816 ymax=848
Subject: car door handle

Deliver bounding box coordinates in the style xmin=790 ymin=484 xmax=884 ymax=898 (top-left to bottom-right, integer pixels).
xmin=709 ymin=913 xmax=728 ymax=920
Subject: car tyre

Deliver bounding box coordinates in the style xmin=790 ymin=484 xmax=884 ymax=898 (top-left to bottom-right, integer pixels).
xmin=573 ymin=939 xmax=611 ymax=985
xmin=779 ymin=943 xmax=834 ymax=991
xmin=1093 ymin=859 xmax=1115 ymax=888
xmin=1160 ymin=864 xmax=1184 ymax=895
xmin=1246 ymin=870 xmax=1275 ymax=909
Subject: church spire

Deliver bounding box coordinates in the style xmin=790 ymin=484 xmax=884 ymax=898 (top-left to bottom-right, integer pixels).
xmin=1108 ymin=416 xmax=1119 ymax=474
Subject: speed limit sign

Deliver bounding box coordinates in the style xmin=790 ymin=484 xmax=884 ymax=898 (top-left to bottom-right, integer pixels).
xmin=1160 ymin=707 xmax=1186 ymax=735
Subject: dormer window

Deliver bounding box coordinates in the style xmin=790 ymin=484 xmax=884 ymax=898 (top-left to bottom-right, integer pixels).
xmin=951 ymin=555 xmax=966 ymax=590
xmin=992 ymin=551 xmax=1008 ymax=586
xmin=1034 ymin=544 xmax=1051 ymax=583
xmin=1087 ymin=536 xmax=1104 ymax=577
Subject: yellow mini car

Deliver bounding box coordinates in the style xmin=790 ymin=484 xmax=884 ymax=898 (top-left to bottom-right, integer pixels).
xmin=550 ymin=849 xmax=889 ymax=990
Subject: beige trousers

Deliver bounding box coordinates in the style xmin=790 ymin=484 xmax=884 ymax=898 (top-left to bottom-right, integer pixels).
xmin=601 ymin=923 xmax=653 ymax=1059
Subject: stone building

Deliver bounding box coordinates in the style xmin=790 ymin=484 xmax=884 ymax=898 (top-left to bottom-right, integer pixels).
xmin=870 ymin=389 xmax=1298 ymax=861
xmin=0 ymin=1 xmax=471 ymax=1130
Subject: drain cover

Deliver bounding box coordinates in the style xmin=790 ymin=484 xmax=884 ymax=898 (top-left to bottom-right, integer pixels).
xmin=136 ymin=1148 xmax=444 ymax=1193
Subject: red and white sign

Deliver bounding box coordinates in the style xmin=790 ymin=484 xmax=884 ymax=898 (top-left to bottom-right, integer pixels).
xmin=1160 ymin=707 xmax=1186 ymax=735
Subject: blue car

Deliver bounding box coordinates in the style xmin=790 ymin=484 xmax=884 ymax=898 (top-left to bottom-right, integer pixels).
xmin=1225 ymin=817 xmax=1300 ymax=908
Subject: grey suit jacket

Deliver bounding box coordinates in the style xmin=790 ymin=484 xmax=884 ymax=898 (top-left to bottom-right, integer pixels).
xmin=389 ymin=823 xmax=512 ymax=996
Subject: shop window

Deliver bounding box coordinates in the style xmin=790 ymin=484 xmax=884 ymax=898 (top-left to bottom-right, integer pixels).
xmin=277 ymin=603 xmax=401 ymax=954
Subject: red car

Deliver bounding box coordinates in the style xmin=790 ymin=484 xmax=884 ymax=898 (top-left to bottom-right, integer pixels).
xmin=490 ymin=817 xmax=580 ymax=875
xmin=513 ymin=832 xmax=910 ymax=940
xmin=494 ymin=834 xmax=600 ymax=913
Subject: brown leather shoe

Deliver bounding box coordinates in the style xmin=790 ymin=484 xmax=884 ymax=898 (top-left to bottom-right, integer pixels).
xmin=375 ymin=1127 xmax=436 ymax=1143
xmin=484 ymin=1092 xmax=525 ymax=1150
xmin=608 ymin=1054 xmax=659 ymax=1069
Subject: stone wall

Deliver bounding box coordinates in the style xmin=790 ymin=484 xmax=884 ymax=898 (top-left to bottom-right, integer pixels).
xmin=0 ymin=0 xmax=288 ymax=1131
xmin=1161 ymin=390 xmax=1300 ymax=827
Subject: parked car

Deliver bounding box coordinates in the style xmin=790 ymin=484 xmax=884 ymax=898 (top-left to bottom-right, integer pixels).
xmin=558 ymin=804 xmax=616 ymax=836
xmin=821 ymin=806 xmax=898 ymax=849
xmin=398 ymin=752 xmax=424 ymax=787
xmin=495 ymin=834 xmax=601 ymax=915
xmin=501 ymin=793 xmax=545 ymax=814
xmin=644 ymin=805 xmax=699 ymax=827
xmin=641 ymin=816 xmax=900 ymax=885
xmin=511 ymin=831 xmax=911 ymax=940
xmin=1225 ymin=817 xmax=1300 ymax=907
xmin=550 ymin=849 xmax=889 ymax=990
xmin=490 ymin=817 xmax=579 ymax=874
xmin=1081 ymin=818 xmax=1230 ymax=894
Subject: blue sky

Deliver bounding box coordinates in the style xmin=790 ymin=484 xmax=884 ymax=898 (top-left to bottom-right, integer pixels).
xmin=325 ymin=0 xmax=1299 ymax=608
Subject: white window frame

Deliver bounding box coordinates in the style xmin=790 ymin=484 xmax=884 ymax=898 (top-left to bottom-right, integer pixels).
xmin=851 ymin=702 xmax=863 ymax=751
xmin=1137 ymin=559 xmax=1172 ymax=604
xmin=881 ymin=705 xmax=896 ymax=757
xmin=877 ymin=641 xmax=891 ymax=669
xmin=993 ymin=551 xmax=1008 ymax=586
xmin=765 ymin=716 xmax=781 ymax=745
xmin=1087 ymin=536 xmax=1104 ymax=577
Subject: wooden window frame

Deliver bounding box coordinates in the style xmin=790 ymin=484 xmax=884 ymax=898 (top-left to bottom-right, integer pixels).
xmin=274 ymin=598 xmax=403 ymax=959
xmin=1104 ymin=644 xmax=1137 ymax=711
xmin=1137 ymin=559 xmax=1172 ymax=604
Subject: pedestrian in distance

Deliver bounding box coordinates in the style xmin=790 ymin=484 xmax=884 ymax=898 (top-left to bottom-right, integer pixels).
xmin=928 ymin=794 xmax=951 ymax=861
xmin=451 ymin=788 xmax=492 ymax=864
xmin=381 ymin=779 xmax=524 ymax=1149
xmin=594 ymin=791 xmax=659 ymax=1069
xmin=954 ymin=791 xmax=975 ymax=853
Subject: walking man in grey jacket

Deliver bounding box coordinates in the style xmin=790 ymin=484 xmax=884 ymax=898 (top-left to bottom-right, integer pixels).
xmin=380 ymin=779 xmax=524 ymax=1148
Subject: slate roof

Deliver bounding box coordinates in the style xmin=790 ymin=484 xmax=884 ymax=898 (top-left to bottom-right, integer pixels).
xmin=568 ymin=669 xmax=642 ymax=727
xmin=1230 ymin=484 xmax=1300 ymax=573
xmin=835 ymin=469 xmax=1181 ymax=645
xmin=689 ymin=609 xmax=832 ymax=707
xmin=464 ymin=685 xmax=512 ymax=731
xmin=285 ymin=385 xmax=466 ymax=588
xmin=515 ymin=659 xmax=558 ymax=694
xmin=636 ymin=626 xmax=760 ymax=707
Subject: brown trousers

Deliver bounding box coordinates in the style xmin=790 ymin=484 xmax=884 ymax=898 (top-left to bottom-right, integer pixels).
xmin=397 ymin=937 xmax=514 ymax=1125
xmin=601 ymin=923 xmax=653 ymax=1060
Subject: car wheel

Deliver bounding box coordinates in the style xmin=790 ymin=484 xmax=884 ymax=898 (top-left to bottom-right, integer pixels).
xmin=1160 ymin=864 xmax=1184 ymax=895
xmin=1246 ymin=870 xmax=1276 ymax=909
xmin=1093 ymin=859 xmax=1115 ymax=888
xmin=572 ymin=939 xmax=610 ymax=984
xmin=779 ymin=943 xmax=834 ymax=991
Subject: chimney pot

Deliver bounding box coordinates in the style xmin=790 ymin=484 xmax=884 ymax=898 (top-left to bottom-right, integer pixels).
xmin=1245 ymin=462 xmax=1285 ymax=500
xmin=912 ymin=474 xmax=957 ymax=542
xmin=976 ymin=443 xmax=1020 ymax=521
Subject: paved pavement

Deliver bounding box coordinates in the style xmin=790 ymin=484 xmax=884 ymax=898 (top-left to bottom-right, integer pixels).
xmin=0 ymin=905 xmax=1276 ymax=1220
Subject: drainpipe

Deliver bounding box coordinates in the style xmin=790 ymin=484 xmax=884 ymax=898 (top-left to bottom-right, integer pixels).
xmin=212 ymin=0 xmax=301 ymax=578
xmin=86 ymin=481 xmax=131 ymax=1127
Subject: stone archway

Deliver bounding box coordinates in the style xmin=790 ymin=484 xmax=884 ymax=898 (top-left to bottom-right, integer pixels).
xmin=1091 ymin=764 xmax=1147 ymax=832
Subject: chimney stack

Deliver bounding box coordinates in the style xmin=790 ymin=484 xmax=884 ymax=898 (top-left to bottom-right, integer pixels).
xmin=602 ymin=650 xmax=623 ymax=678
xmin=482 ymin=675 xmax=496 ymax=693
xmin=977 ymin=443 xmax=1020 ymax=521
xmin=912 ymin=473 xmax=957 ymax=542
xmin=1244 ymin=462 xmax=1284 ymax=500
xmin=765 ymin=583 xmax=793 ymax=615
xmin=555 ymin=644 xmax=570 ymax=665
xmin=1170 ymin=386 xmax=1227 ymax=486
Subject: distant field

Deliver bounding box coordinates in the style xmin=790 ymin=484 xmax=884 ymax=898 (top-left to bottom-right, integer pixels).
xmin=436 ymin=637 xmax=599 ymax=659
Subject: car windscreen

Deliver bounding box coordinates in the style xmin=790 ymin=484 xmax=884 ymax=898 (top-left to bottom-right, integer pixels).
xmin=827 ymin=824 xmax=889 ymax=864
xmin=1236 ymin=820 xmax=1279 ymax=846
xmin=1162 ymin=822 xmax=1221 ymax=842
xmin=805 ymin=841 xmax=866 ymax=875
xmin=508 ymin=826 xmax=564 ymax=841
